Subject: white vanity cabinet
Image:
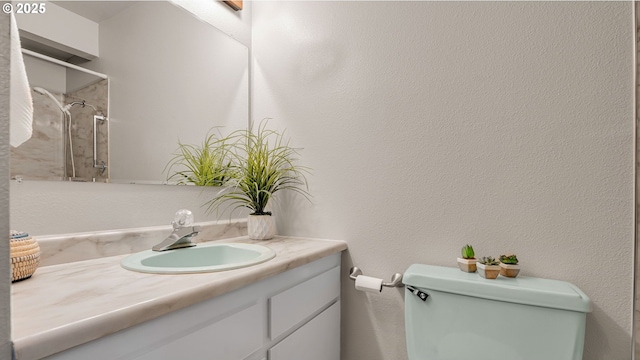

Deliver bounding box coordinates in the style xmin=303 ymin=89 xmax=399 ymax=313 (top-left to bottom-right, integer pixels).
xmin=45 ymin=253 xmax=341 ymax=360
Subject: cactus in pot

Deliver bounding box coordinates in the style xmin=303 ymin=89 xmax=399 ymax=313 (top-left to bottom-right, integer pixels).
xmin=477 ymin=256 xmax=501 ymax=279
xmin=456 ymin=244 xmax=477 ymax=273
xmin=499 ymin=253 xmax=520 ymax=278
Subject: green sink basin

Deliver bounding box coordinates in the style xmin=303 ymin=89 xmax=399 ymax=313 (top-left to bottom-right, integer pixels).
xmin=121 ymin=242 xmax=276 ymax=274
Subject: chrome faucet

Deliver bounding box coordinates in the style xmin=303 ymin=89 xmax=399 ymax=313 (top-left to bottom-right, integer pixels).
xmin=152 ymin=210 xmax=201 ymax=252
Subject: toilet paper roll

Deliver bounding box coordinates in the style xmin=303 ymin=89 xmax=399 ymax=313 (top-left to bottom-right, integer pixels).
xmin=355 ymin=275 xmax=383 ymax=293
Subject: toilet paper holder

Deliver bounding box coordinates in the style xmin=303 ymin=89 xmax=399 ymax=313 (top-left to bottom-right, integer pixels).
xmin=349 ymin=267 xmax=404 ymax=288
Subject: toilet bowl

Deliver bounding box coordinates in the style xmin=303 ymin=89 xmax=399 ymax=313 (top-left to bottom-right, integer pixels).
xmin=403 ymin=264 xmax=591 ymax=360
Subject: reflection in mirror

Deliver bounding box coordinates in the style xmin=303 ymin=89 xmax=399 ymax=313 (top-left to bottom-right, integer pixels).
xmin=13 ymin=0 xmax=249 ymax=184
xmin=13 ymin=53 xmax=108 ymax=182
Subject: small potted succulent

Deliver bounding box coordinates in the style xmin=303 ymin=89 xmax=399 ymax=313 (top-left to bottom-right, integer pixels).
xmin=499 ymin=253 xmax=520 ymax=278
xmin=477 ymin=256 xmax=501 ymax=279
xmin=456 ymin=244 xmax=477 ymax=273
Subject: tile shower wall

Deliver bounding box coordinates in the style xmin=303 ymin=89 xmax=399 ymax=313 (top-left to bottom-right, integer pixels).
xmin=66 ymin=79 xmax=109 ymax=181
xmin=10 ymin=91 xmax=65 ymax=180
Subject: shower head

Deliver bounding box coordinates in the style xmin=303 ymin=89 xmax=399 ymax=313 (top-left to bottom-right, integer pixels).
xmin=32 ymin=86 xmax=70 ymax=115
xmin=32 ymin=86 xmax=46 ymax=95
xmin=66 ymin=100 xmax=98 ymax=113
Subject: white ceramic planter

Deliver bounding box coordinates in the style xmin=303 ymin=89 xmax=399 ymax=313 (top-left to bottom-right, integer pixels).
xmin=477 ymin=263 xmax=500 ymax=279
xmin=247 ymin=214 xmax=276 ymax=240
xmin=456 ymin=257 xmax=477 ymax=273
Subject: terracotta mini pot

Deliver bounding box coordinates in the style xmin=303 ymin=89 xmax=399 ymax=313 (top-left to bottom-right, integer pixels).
xmin=500 ymin=263 xmax=520 ymax=278
xmin=477 ymin=263 xmax=500 ymax=279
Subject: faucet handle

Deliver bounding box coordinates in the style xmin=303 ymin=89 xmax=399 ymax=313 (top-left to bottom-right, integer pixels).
xmin=172 ymin=209 xmax=194 ymax=229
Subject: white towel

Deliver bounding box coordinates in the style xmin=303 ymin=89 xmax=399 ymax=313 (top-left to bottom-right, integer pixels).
xmin=10 ymin=12 xmax=33 ymax=147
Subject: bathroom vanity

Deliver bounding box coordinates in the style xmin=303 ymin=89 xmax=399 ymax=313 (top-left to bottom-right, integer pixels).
xmin=11 ymin=236 xmax=347 ymax=360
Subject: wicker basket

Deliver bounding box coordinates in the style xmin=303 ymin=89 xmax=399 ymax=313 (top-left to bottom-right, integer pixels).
xmin=10 ymin=231 xmax=40 ymax=282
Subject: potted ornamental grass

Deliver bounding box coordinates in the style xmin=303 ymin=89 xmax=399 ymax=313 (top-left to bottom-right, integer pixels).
xmin=164 ymin=130 xmax=231 ymax=186
xmin=499 ymin=254 xmax=520 ymax=278
xmin=477 ymin=256 xmax=501 ymax=279
xmin=206 ymin=120 xmax=311 ymax=240
xmin=456 ymin=244 xmax=477 ymax=273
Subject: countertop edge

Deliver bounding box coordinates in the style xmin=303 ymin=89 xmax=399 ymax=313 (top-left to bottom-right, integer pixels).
xmin=13 ymin=237 xmax=347 ymax=360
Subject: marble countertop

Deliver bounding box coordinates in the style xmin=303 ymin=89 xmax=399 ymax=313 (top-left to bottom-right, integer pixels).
xmin=11 ymin=236 xmax=347 ymax=360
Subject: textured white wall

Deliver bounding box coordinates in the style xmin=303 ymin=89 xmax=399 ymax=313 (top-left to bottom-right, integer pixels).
xmin=1 ymin=6 xmax=12 ymax=359
xmin=252 ymin=2 xmax=634 ymax=359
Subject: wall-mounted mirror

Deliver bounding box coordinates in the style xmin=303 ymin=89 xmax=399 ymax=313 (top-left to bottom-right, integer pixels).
xmin=12 ymin=0 xmax=249 ymax=184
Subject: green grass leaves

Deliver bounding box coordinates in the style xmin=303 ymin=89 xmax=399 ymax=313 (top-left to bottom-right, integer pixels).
xmin=164 ymin=130 xmax=231 ymax=187
xmin=165 ymin=120 xmax=310 ymax=217
xmin=206 ymin=120 xmax=311 ymax=216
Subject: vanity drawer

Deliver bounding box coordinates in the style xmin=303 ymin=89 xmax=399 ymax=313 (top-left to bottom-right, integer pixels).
xmin=269 ymin=266 xmax=340 ymax=340
xmin=135 ymin=302 xmax=263 ymax=360
xmin=268 ymin=301 xmax=340 ymax=360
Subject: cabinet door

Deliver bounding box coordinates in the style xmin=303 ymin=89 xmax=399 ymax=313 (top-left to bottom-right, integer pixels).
xmin=268 ymin=301 xmax=340 ymax=360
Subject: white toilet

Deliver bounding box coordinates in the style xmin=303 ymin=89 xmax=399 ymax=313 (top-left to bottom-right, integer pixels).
xmin=403 ymin=264 xmax=591 ymax=360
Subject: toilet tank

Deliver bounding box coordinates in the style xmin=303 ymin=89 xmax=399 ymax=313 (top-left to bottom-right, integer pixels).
xmin=403 ymin=264 xmax=591 ymax=360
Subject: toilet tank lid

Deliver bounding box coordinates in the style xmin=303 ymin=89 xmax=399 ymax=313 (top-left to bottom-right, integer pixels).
xmin=403 ymin=264 xmax=591 ymax=313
